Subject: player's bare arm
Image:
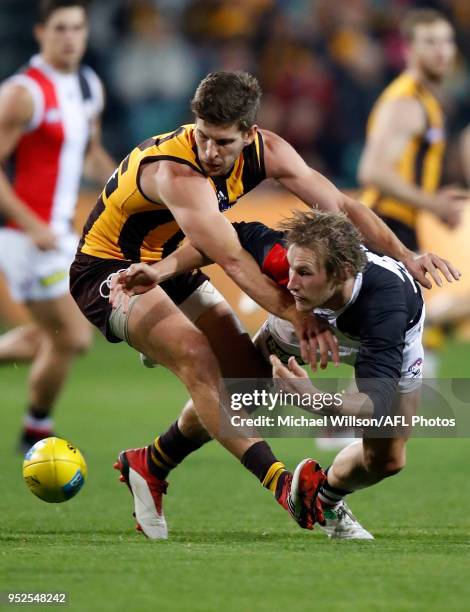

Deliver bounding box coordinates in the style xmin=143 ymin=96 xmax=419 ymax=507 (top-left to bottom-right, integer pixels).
xmin=83 ymin=118 xmax=116 ymax=185
xmin=262 ymin=128 xmax=417 ymax=259
xmin=262 ymin=128 xmax=460 ymax=287
xmin=0 ymin=83 xmax=56 ymax=249
xmin=140 ymin=160 xmax=338 ymax=367
xmin=142 ymin=160 xmax=297 ymax=321
xmin=110 ymin=236 xmax=339 ymax=371
xmin=114 ymin=235 xmax=458 ymax=303
xmin=358 ymin=97 xmax=469 ymax=227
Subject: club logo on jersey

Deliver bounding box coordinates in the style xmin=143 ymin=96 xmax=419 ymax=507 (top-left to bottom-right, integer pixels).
xmin=408 ymin=357 xmax=423 ymax=378
xmin=217 ymin=190 xmax=234 ymax=212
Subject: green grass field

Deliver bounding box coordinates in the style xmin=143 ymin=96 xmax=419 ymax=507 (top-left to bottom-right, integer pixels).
xmin=1 ymin=336 xmax=470 ymax=611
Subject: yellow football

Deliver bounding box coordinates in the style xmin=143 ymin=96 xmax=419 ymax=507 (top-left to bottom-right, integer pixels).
xmin=23 ymin=437 xmax=87 ymax=503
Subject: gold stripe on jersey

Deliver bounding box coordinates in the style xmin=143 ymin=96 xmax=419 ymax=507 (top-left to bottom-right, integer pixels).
xmin=360 ymin=72 xmax=445 ymax=228
xmin=79 ymin=124 xmax=266 ymax=262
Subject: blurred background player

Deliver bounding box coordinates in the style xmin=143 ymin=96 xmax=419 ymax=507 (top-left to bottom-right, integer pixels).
xmin=359 ymin=9 xmax=465 ymax=247
xmin=358 ymin=8 xmax=470 ymax=375
xmin=0 ymin=0 xmax=115 ymax=451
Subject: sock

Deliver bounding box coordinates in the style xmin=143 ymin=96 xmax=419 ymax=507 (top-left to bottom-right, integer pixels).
xmin=24 ymin=407 xmax=53 ymax=434
xmin=148 ymin=420 xmax=206 ymax=480
xmin=318 ymin=469 xmax=351 ymax=508
xmin=240 ymin=441 xmax=287 ymax=494
xmin=28 ymin=405 xmax=51 ymax=419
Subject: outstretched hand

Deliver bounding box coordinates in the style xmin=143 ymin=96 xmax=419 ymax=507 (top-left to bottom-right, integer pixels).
xmin=403 ymin=252 xmax=461 ymax=290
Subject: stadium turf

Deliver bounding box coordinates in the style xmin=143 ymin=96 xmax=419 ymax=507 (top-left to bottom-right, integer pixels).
xmin=1 ymin=336 xmax=469 ymax=611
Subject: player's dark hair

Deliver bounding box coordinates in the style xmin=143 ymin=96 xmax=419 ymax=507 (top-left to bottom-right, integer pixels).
xmin=191 ymin=71 xmax=262 ymax=131
xmin=281 ymin=210 xmax=367 ymax=281
xmin=401 ymin=9 xmax=451 ymax=42
xmin=37 ymin=0 xmax=89 ymax=24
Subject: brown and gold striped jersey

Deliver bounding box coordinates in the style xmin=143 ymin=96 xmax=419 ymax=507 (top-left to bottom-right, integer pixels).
xmin=79 ymin=124 xmax=266 ymax=262
xmin=361 ymin=72 xmax=445 ymax=229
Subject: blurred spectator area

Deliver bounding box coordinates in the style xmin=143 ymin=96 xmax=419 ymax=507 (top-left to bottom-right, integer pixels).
xmin=1 ymin=0 xmax=469 ymax=185
xmin=1 ymin=0 xmax=470 ymax=337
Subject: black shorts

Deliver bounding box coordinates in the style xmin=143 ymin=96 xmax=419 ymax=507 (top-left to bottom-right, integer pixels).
xmin=70 ymin=253 xmax=209 ymax=343
xmin=379 ymin=216 xmax=419 ymax=253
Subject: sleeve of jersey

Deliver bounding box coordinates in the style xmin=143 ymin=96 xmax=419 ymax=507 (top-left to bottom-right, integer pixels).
xmin=354 ymin=296 xmax=408 ymax=419
xmin=232 ymin=222 xmax=289 ymax=285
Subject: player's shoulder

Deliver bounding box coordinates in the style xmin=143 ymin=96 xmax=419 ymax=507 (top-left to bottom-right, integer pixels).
xmin=258 ymin=128 xmax=284 ymax=151
xmin=384 ymin=72 xmax=420 ymax=96
xmin=375 ymin=92 xmax=423 ymax=122
xmin=0 ymin=76 xmax=35 ymax=122
xmin=258 ymin=128 xmax=304 ymax=178
xmin=374 ymin=73 xmax=424 ymax=117
xmin=361 ymin=251 xmax=417 ymax=297
xmin=0 ymin=77 xmax=34 ymax=104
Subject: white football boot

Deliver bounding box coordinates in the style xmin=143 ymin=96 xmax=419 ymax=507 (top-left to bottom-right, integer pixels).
xmin=320 ymin=501 xmax=374 ymax=540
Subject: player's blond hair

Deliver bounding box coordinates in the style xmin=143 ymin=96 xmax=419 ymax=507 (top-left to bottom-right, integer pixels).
xmin=281 ymin=210 xmax=367 ymax=281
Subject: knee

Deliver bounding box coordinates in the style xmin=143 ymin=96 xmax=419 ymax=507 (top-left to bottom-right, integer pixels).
xmin=50 ymin=325 xmax=93 ymax=356
xmin=70 ymin=331 xmax=93 ymax=356
xmin=363 ymin=449 xmax=406 ymax=480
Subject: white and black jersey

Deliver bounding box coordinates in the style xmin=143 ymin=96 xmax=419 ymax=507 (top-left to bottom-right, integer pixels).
xmin=319 ymin=250 xmax=424 ymax=382
xmin=234 ymin=221 xmax=425 ymax=418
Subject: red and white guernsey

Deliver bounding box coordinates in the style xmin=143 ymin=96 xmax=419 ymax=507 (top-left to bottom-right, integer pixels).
xmin=7 ymin=54 xmax=103 ymax=235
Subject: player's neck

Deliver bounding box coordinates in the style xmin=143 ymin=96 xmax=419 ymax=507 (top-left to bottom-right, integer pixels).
xmin=39 ymin=52 xmax=78 ymax=75
xmin=406 ymin=67 xmax=443 ymax=96
xmin=320 ymin=277 xmax=355 ymax=311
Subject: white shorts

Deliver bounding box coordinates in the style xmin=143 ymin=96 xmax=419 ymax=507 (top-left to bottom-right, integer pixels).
xmin=253 ymin=308 xmax=425 ymax=394
xmin=0 ymin=228 xmax=78 ymax=302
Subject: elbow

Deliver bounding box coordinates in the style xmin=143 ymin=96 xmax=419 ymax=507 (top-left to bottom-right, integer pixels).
xmin=218 ymin=256 xmax=244 ymax=279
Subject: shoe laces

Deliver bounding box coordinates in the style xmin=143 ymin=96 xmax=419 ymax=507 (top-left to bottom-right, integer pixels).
xmin=334 ymin=502 xmax=356 ymax=524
